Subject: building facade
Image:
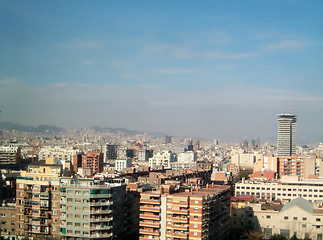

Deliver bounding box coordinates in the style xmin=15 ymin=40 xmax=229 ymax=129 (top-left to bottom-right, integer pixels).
xmin=139 ymin=184 xmax=231 ymax=240
xmin=235 ymin=176 xmax=323 ymax=204
xmin=16 ymin=160 xmax=62 ymax=239
xmin=277 ymin=113 xmax=297 ymax=157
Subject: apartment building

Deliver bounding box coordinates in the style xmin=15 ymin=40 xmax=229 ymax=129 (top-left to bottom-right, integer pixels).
xmin=0 ymin=203 xmax=16 ymax=239
xmin=149 ymin=151 xmax=176 ymax=169
xmin=81 ymin=152 xmax=103 ymax=174
xmin=235 ymin=176 xmax=323 ymax=204
xmin=139 ymin=184 xmax=231 ymax=240
xmin=59 ymin=177 xmax=131 ymax=240
xmin=115 ymin=158 xmax=132 ymax=172
xmin=16 ymin=159 xmax=62 ymax=239
xmin=0 ymin=146 xmax=21 ymax=165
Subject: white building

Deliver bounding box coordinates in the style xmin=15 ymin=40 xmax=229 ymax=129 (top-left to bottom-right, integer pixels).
xmin=235 ymin=176 xmax=323 ymax=205
xmin=115 ymin=158 xmax=132 ymax=172
xmin=149 ymin=151 xmax=176 ymax=168
xmin=253 ymin=198 xmax=322 ymax=240
xmin=177 ymin=151 xmax=197 ymax=163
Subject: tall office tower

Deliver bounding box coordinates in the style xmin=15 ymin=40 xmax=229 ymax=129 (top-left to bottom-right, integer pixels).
xmin=139 ymin=185 xmax=231 ymax=240
xmin=16 ymin=159 xmax=62 ymax=239
xmin=277 ymin=113 xmax=297 ymax=156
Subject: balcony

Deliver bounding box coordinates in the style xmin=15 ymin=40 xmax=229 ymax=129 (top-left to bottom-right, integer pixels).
xmin=140 ymin=221 xmax=160 ymax=228
xmin=171 ymin=224 xmax=189 ymax=231
xmin=90 ymin=210 xmax=112 ymax=214
xmin=90 ymin=194 xmax=112 ymax=198
xmin=90 ymin=217 xmax=113 ymax=222
xmin=90 ymin=225 xmax=112 ymax=230
xmin=89 ymin=232 xmax=113 ymax=239
xmin=170 ymin=231 xmax=188 ymax=239
xmin=140 ymin=214 xmax=160 ymax=220
xmin=140 ymin=206 xmax=160 ymax=213
xmin=140 ymin=199 xmax=160 ymax=205
xmin=169 ymin=217 xmax=188 ymax=223
xmin=90 ymin=201 xmax=113 ymax=206
xmin=139 ymin=229 xmax=160 ymax=236
xmin=168 ymin=209 xmax=188 ymax=214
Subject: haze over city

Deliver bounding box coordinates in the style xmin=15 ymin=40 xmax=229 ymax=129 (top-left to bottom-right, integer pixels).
xmin=0 ymin=1 xmax=322 ymax=144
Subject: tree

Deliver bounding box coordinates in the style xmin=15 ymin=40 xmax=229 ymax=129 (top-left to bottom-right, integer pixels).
xmin=269 ymin=234 xmax=287 ymax=240
xmin=243 ymin=231 xmax=264 ymax=240
xmin=290 ymin=235 xmax=301 ymax=240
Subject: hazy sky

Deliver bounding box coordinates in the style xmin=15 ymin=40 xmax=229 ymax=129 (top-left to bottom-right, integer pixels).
xmin=0 ymin=1 xmax=322 ymax=144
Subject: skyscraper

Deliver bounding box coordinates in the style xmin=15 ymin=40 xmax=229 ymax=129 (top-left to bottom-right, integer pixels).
xmin=277 ymin=113 xmax=297 ymax=156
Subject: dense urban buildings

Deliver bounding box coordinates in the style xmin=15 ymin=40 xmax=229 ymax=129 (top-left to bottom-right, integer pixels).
xmin=1 ymin=112 xmax=323 ymax=239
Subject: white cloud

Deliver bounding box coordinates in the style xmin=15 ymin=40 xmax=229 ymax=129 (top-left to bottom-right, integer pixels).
xmin=0 ymin=77 xmax=19 ymax=86
xmin=264 ymin=40 xmax=304 ymax=51
xmin=153 ymin=68 xmax=201 ymax=74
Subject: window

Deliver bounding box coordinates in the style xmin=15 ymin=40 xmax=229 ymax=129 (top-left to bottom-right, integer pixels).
xmin=293 ymin=217 xmax=297 ymax=220
xmin=302 ymin=224 xmax=306 ymax=228
xmin=67 ymin=222 xmax=72 ymax=226
xmin=75 ymin=223 xmax=81 ymax=227
xmin=193 ymin=232 xmax=197 ymax=236
xmin=194 ymin=208 xmax=198 ymax=212
xmin=303 ymin=217 xmax=307 ymax=221
xmin=266 ymin=215 xmax=271 ymax=219
xmin=284 ymin=216 xmax=288 ymax=220
xmin=75 ymin=230 xmax=81 ymax=234
xmin=316 ymin=218 xmax=321 ymax=222
xmin=194 ymin=216 xmax=198 ymax=219
xmin=75 ymin=214 xmax=81 ymax=218
xmin=75 ymin=199 xmax=81 ymax=203
xmin=195 ymin=200 xmax=199 ymax=204
xmin=194 ymin=224 xmax=198 ymax=228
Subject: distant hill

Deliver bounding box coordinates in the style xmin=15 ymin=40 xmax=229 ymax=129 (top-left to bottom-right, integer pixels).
xmin=0 ymin=122 xmax=64 ymax=133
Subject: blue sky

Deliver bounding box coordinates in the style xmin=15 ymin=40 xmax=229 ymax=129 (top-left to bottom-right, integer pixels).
xmin=0 ymin=1 xmax=322 ymax=144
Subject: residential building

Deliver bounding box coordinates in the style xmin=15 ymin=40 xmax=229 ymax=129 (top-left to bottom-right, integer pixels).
xmin=277 ymin=113 xmax=297 ymax=156
xmin=139 ymin=184 xmax=231 ymax=240
xmin=115 ymin=158 xmax=132 ymax=172
xmin=81 ymin=152 xmax=103 ymax=174
xmin=149 ymin=151 xmax=176 ymax=169
xmin=16 ymin=159 xmax=62 ymax=239
xmin=59 ymin=177 xmax=133 ymax=240
xmin=0 ymin=203 xmax=17 ymax=239
xmin=0 ymin=146 xmax=21 ymax=165
xmin=137 ymin=150 xmax=153 ymax=162
xmin=177 ymin=151 xmax=197 ymax=163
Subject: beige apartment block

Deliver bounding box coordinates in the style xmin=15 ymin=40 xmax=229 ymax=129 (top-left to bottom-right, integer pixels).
xmin=235 ymin=176 xmax=323 ymax=205
xmin=16 ymin=159 xmax=62 ymax=239
xmin=0 ymin=203 xmax=17 ymax=239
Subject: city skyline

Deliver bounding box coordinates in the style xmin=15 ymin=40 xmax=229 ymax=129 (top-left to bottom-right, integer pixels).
xmin=0 ymin=1 xmax=322 ymax=144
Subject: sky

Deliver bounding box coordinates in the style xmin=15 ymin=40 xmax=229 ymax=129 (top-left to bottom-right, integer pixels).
xmin=0 ymin=1 xmax=322 ymax=144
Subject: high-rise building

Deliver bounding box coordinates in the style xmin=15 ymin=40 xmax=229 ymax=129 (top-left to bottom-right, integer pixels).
xmin=277 ymin=113 xmax=297 ymax=156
